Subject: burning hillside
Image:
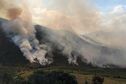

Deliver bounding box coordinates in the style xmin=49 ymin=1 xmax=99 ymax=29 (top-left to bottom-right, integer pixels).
xmin=0 ymin=0 xmax=126 ymax=68
xmin=0 ymin=18 xmax=125 ymax=68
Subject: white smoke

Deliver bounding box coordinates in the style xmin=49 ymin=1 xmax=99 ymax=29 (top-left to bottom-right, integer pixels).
xmin=35 ymin=25 xmax=126 ymax=68
xmin=0 ymin=0 xmax=126 ymax=68
xmin=1 ymin=17 xmax=52 ymax=65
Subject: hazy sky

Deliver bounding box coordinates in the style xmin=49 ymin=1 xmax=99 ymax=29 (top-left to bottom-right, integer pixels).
xmin=93 ymin=0 xmax=126 ymax=12
xmin=41 ymin=0 xmax=126 ymax=12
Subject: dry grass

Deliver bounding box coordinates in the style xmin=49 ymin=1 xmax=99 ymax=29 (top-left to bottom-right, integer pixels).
xmin=74 ymin=74 xmax=126 ymax=84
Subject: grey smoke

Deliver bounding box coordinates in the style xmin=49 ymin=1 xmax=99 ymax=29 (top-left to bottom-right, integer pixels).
xmin=0 ymin=0 xmax=125 ymax=68
xmin=0 ymin=18 xmax=126 ymax=68
xmin=1 ymin=18 xmax=51 ymax=65
xmin=35 ymin=25 xmax=126 ymax=67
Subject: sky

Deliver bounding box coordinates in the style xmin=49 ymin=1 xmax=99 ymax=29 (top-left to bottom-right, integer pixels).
xmin=93 ymin=0 xmax=126 ymax=12
xmin=22 ymin=0 xmax=126 ymax=14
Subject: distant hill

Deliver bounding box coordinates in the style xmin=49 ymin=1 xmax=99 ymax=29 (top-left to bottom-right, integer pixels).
xmin=34 ymin=25 xmax=123 ymax=68
xmin=0 ymin=18 xmax=124 ymax=68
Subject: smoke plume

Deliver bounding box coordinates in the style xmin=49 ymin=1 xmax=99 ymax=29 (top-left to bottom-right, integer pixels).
xmin=0 ymin=0 xmax=126 ymax=68
xmin=0 ymin=0 xmax=53 ymax=65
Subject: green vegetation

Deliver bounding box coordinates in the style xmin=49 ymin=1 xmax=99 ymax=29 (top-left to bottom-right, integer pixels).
xmin=0 ymin=65 xmax=126 ymax=84
xmin=0 ymin=68 xmax=77 ymax=84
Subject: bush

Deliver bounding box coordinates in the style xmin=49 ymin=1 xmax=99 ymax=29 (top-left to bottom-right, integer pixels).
xmin=28 ymin=71 xmax=78 ymax=84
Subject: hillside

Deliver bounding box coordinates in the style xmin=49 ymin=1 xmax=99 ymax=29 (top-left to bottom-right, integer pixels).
xmin=0 ymin=18 xmax=125 ymax=67
xmin=0 ymin=18 xmax=126 ymax=84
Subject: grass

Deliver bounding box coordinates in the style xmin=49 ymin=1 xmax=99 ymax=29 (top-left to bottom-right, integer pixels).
xmin=75 ymin=74 xmax=126 ymax=84
xmin=0 ymin=65 xmax=126 ymax=84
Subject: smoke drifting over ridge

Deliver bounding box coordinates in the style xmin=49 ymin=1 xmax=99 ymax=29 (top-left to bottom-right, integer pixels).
xmin=0 ymin=0 xmax=126 ymax=68
xmin=0 ymin=0 xmax=53 ymax=65
xmin=32 ymin=0 xmax=101 ymax=34
xmin=0 ymin=0 xmax=101 ymax=34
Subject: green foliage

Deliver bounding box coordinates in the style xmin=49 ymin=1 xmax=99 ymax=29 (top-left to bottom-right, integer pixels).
xmin=28 ymin=71 xmax=78 ymax=84
xmin=0 ymin=70 xmax=78 ymax=84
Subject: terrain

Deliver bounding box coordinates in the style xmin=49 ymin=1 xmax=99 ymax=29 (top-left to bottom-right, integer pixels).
xmin=0 ymin=18 xmax=126 ymax=84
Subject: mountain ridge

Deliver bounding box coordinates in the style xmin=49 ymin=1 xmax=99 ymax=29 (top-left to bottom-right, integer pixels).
xmin=0 ymin=18 xmax=124 ymax=68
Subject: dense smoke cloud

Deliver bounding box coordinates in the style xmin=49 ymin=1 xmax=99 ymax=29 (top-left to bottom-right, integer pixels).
xmin=1 ymin=15 xmax=52 ymax=65
xmin=0 ymin=0 xmax=101 ymax=34
xmin=35 ymin=25 xmax=126 ymax=67
xmin=0 ymin=0 xmax=52 ymax=65
xmin=26 ymin=0 xmax=102 ymax=34
xmin=0 ymin=0 xmax=126 ymax=67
